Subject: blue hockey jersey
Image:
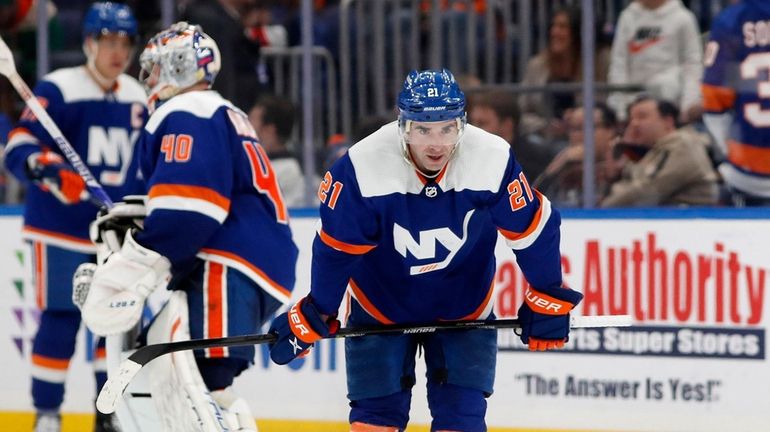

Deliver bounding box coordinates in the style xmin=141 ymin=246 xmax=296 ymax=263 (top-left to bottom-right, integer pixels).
xmin=134 ymin=90 xmax=298 ymax=304
xmin=702 ymin=0 xmax=770 ymax=197
xmin=4 ymin=66 xmax=147 ymax=252
xmin=310 ymin=122 xmax=564 ymax=323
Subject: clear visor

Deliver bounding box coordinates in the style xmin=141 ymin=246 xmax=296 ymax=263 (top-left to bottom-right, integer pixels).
xmin=402 ymin=118 xmax=464 ymax=147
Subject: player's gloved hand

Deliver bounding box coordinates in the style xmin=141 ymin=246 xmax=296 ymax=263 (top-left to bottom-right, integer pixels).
xmin=90 ymin=195 xmax=147 ymax=259
xmin=81 ymin=230 xmax=171 ymax=336
xmin=517 ymin=285 xmax=583 ymax=351
xmin=268 ymin=296 xmax=340 ymax=365
xmin=26 ymin=151 xmax=87 ymax=205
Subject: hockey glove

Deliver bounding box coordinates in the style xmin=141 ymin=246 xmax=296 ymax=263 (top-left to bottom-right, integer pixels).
xmin=81 ymin=230 xmax=171 ymax=336
xmin=517 ymin=285 xmax=583 ymax=351
xmin=90 ymin=195 xmax=147 ymax=259
xmin=26 ymin=151 xmax=87 ymax=204
xmin=268 ymin=296 xmax=340 ymax=365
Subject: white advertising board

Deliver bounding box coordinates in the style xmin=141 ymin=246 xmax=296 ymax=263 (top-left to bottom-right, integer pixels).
xmin=0 ymin=213 xmax=766 ymax=431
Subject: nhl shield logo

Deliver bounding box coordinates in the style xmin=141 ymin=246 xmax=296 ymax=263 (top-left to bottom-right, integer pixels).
xmin=425 ymin=186 xmax=438 ymax=198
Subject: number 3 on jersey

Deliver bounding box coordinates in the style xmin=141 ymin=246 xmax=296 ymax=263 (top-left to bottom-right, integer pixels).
xmin=243 ymin=140 xmax=289 ymax=224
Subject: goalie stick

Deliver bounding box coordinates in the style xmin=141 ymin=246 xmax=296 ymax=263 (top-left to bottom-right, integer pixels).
xmin=97 ymin=314 xmax=632 ymax=414
xmin=0 ymin=36 xmax=114 ymax=208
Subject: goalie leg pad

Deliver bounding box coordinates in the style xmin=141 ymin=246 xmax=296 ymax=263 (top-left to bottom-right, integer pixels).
xmin=211 ymin=388 xmax=259 ymax=432
xmin=146 ymin=291 xmax=229 ymax=432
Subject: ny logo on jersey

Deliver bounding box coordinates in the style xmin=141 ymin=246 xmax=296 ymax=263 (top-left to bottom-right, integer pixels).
xmin=393 ymin=209 xmax=474 ymax=275
xmin=87 ymin=126 xmax=140 ymax=186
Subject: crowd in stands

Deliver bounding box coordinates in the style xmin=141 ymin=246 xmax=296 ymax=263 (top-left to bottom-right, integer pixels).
xmin=0 ymin=0 xmax=764 ymax=208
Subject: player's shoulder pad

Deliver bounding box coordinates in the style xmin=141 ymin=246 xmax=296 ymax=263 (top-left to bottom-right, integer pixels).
xmin=115 ymin=74 xmax=148 ymax=106
xmin=445 ymin=124 xmax=511 ymax=193
xmin=347 ymin=121 xmax=415 ymax=197
xmin=146 ymin=90 xmax=232 ymax=134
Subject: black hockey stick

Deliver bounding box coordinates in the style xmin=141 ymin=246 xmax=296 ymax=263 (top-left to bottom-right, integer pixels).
xmin=96 ymin=314 xmax=631 ymax=413
xmin=0 ymin=36 xmax=114 ymax=208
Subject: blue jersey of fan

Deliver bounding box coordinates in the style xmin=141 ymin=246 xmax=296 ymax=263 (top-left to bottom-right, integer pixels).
xmin=4 ymin=66 xmax=147 ymax=252
xmin=134 ymin=90 xmax=298 ymax=304
xmin=310 ymin=122 xmax=563 ymax=323
xmin=702 ymin=0 xmax=770 ymax=196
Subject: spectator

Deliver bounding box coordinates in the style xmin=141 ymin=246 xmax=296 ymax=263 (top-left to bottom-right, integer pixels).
xmin=601 ymin=95 xmax=719 ymax=207
xmin=702 ymin=0 xmax=770 ymax=206
xmin=469 ymin=89 xmax=561 ymax=181
xmin=180 ymin=0 xmax=264 ymax=111
xmin=519 ymin=6 xmax=610 ymax=136
xmin=535 ymin=103 xmax=619 ymax=207
xmin=248 ymin=94 xmax=306 ymax=206
xmin=607 ymin=0 xmax=703 ymax=123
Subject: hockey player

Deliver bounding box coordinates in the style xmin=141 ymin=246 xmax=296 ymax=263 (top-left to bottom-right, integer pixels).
xmin=79 ymin=22 xmax=298 ymax=431
xmin=2 ymin=3 xmax=146 ymax=431
xmin=268 ymin=69 xmax=583 ymax=431
xmin=702 ymin=0 xmax=770 ymax=206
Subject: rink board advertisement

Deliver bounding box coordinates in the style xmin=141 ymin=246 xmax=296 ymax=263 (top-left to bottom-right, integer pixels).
xmin=0 ymin=209 xmax=767 ymax=431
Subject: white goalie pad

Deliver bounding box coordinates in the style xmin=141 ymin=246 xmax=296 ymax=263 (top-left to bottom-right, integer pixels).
xmin=106 ymin=290 xmax=259 ymax=432
xmin=146 ymin=290 xmax=230 ymax=431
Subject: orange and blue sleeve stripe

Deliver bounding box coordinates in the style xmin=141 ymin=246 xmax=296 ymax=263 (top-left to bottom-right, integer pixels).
xmin=147 ymin=183 xmax=231 ymax=223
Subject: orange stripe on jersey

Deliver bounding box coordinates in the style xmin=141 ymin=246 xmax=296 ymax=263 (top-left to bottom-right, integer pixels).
xmin=149 ymin=183 xmax=231 ymax=211
xmin=498 ymin=190 xmax=544 ymax=241
xmin=318 ymin=229 xmax=376 ymax=255
xmin=206 ymin=262 xmax=225 ymax=358
xmin=702 ymin=84 xmax=736 ymax=112
xmin=32 ymin=354 xmax=70 ymax=370
xmin=199 ymin=248 xmax=292 ymax=299
xmin=94 ymin=347 xmax=106 ymax=360
xmin=34 ymin=241 xmax=45 ymax=309
xmin=349 ymin=279 xmax=394 ymax=324
xmin=24 ymin=226 xmax=93 ymax=246
xmin=727 ymin=140 xmax=770 ymax=175
xmin=524 ymin=287 xmax=574 ymax=316
xmin=457 ymin=281 xmax=495 ymax=321
xmin=8 ymin=126 xmax=33 ymax=140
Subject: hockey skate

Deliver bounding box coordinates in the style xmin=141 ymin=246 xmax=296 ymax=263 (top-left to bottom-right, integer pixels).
xmin=95 ymin=410 xmax=122 ymax=432
xmin=33 ymin=412 xmax=61 ymax=432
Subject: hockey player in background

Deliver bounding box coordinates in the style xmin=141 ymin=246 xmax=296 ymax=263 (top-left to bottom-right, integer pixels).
xmin=77 ymin=22 xmax=298 ymax=431
xmin=268 ymin=69 xmax=583 ymax=431
xmin=702 ymin=0 xmax=770 ymax=206
xmin=2 ymin=3 xmax=146 ymax=431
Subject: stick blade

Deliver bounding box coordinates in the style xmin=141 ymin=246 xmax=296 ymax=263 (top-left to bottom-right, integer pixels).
xmin=0 ymin=36 xmax=17 ymax=77
xmin=96 ymin=359 xmax=143 ymax=414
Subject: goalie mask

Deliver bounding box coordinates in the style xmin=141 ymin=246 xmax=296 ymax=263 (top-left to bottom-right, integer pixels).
xmin=139 ymin=22 xmax=221 ymax=112
xmin=397 ymin=69 xmax=466 ymax=175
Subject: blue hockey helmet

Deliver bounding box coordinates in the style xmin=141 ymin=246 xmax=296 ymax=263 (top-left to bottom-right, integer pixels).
xmin=397 ymin=68 xmax=466 ymax=123
xmin=397 ymin=69 xmax=467 ymax=172
xmin=82 ymin=2 xmax=138 ymax=40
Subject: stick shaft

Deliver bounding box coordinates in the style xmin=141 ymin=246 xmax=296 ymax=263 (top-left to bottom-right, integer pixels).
xmin=128 ymin=314 xmax=632 ymax=367
xmin=96 ymin=314 xmax=632 ymax=414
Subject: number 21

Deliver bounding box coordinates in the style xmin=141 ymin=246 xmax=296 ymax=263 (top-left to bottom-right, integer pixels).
xmin=507 ymin=172 xmax=534 ymax=211
xmin=318 ymin=171 xmax=343 ymax=209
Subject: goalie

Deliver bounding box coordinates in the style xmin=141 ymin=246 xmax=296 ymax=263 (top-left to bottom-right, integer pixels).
xmin=75 ymin=22 xmax=298 ymax=431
